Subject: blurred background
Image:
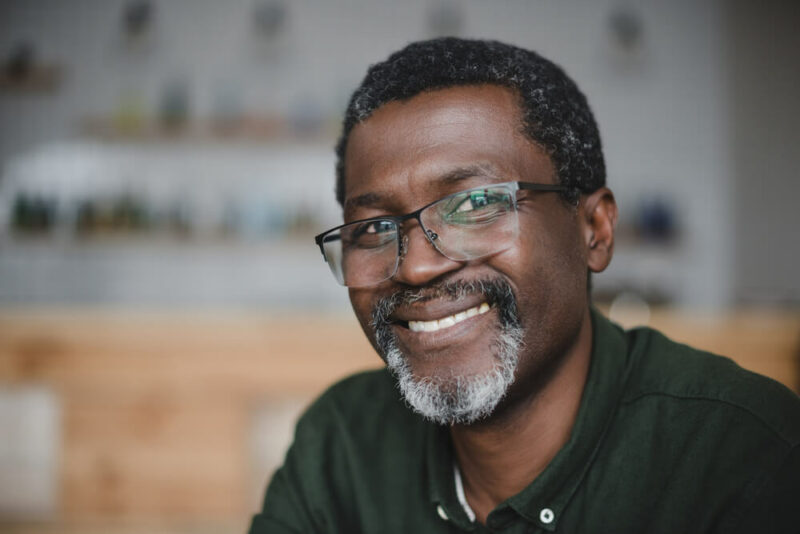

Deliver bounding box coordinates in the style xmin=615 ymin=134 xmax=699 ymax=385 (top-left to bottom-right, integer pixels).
xmin=0 ymin=0 xmax=798 ymax=532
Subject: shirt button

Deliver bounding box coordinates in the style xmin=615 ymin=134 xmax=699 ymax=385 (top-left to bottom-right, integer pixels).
xmin=539 ymin=508 xmax=555 ymax=524
xmin=436 ymin=504 xmax=449 ymax=521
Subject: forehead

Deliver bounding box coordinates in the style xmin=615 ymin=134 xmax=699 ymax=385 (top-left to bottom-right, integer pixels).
xmin=343 ymin=85 xmax=556 ymax=217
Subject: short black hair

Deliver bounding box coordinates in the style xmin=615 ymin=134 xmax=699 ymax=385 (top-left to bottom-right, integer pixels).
xmin=335 ymin=37 xmax=605 ymax=206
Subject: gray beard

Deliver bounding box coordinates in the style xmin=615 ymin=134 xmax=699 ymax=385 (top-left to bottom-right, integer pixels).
xmin=371 ymin=279 xmax=524 ymax=426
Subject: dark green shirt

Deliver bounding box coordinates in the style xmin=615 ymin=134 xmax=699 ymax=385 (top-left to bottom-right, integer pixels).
xmin=250 ymin=310 xmax=800 ymax=533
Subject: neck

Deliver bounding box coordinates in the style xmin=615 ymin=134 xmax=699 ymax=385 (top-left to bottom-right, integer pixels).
xmin=449 ymin=307 xmax=594 ymax=524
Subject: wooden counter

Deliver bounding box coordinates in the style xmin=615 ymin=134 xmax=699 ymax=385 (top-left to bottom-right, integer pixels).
xmin=0 ymin=308 xmax=797 ymax=532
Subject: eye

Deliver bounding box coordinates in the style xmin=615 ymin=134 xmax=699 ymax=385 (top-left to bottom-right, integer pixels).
xmin=442 ymin=189 xmax=511 ymax=225
xmin=344 ymin=219 xmax=398 ymax=249
xmin=455 ymin=190 xmax=496 ymax=212
xmin=362 ymin=220 xmax=396 ymax=234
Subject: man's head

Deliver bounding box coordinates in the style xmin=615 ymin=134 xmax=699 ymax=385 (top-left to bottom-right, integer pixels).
xmin=336 ymin=37 xmax=606 ymax=207
xmin=328 ymin=38 xmax=616 ymax=426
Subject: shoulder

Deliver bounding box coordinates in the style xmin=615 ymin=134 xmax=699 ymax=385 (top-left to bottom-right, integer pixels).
xmin=302 ymin=368 xmax=400 ymax=421
xmin=255 ymin=370 xmax=421 ymax=533
xmin=622 ymin=325 xmax=800 ymax=447
xmin=585 ymin=322 xmax=800 ymax=531
xmin=294 ymin=368 xmax=422 ymax=445
xmin=325 ymin=367 xmax=398 ymax=401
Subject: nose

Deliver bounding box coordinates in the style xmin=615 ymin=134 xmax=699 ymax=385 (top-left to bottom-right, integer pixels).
xmin=392 ymin=223 xmax=462 ymax=286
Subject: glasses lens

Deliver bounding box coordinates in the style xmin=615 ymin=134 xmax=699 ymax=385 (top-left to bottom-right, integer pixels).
xmin=421 ymin=185 xmax=518 ymax=260
xmin=321 ymin=219 xmax=400 ymax=287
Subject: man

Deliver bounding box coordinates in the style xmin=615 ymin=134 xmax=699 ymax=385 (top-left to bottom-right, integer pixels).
xmin=250 ymin=38 xmax=800 ymax=533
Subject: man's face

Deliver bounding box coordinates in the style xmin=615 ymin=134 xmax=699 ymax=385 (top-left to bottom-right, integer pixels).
xmin=343 ymin=85 xmax=592 ymax=424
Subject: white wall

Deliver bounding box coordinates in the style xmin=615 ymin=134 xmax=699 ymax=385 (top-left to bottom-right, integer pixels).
xmin=0 ymin=0 xmax=745 ymax=309
xmin=728 ymin=0 xmax=800 ymax=305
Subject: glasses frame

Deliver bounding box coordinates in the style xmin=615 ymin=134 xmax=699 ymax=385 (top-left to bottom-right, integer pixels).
xmin=314 ymin=181 xmax=570 ymax=286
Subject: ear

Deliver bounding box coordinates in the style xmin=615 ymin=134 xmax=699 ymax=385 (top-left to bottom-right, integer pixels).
xmin=581 ymin=187 xmax=617 ymax=273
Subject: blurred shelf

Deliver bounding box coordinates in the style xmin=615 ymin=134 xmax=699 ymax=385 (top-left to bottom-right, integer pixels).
xmin=0 ymin=237 xmax=349 ymax=310
xmin=0 ymin=66 xmax=62 ymax=93
xmin=80 ymin=116 xmax=339 ymax=144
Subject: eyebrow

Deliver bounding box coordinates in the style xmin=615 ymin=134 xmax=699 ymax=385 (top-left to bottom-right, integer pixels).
xmin=344 ymin=163 xmax=501 ymax=214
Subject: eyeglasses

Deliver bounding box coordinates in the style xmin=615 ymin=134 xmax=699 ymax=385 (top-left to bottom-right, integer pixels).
xmin=314 ymin=181 xmax=569 ymax=287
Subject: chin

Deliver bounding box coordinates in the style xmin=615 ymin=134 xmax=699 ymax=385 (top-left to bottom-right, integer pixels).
xmin=384 ymin=324 xmax=523 ymax=426
xmin=369 ymin=276 xmax=526 ymax=424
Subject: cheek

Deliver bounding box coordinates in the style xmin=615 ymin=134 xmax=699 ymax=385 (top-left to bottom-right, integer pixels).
xmin=348 ymin=289 xmax=378 ymax=340
xmin=496 ymin=221 xmax=587 ymax=315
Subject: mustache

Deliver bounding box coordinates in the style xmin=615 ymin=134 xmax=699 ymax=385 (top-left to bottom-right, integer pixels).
xmin=370 ymin=278 xmax=520 ymax=331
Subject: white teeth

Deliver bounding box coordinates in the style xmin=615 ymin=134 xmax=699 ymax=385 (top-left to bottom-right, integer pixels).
xmin=438 ymin=317 xmax=456 ymax=328
xmin=407 ymin=303 xmax=492 ymax=333
xmin=408 ymin=321 xmax=424 ymax=332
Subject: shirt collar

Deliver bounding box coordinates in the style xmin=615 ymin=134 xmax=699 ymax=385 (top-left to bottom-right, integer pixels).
xmin=426 ymin=307 xmax=631 ymax=531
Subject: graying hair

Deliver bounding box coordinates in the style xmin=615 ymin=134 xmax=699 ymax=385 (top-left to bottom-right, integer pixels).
xmin=336 ymin=37 xmax=605 ymax=207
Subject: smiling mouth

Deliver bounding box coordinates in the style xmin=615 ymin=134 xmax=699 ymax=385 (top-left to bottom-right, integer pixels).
xmin=407 ymin=302 xmax=492 ymax=333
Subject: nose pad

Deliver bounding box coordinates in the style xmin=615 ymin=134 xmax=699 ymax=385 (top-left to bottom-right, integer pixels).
xmin=399 ymin=234 xmax=409 ymax=259
xmin=393 ymin=225 xmax=461 ymax=285
xmin=398 ymin=228 xmax=437 ymax=264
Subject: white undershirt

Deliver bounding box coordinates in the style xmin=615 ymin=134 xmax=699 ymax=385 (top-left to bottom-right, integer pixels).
xmin=453 ymin=462 xmax=476 ymax=522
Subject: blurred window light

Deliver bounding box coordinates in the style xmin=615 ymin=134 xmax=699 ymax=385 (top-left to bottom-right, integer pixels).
xmin=608 ymin=291 xmax=652 ymax=329
xmin=0 ymin=387 xmax=59 ymax=520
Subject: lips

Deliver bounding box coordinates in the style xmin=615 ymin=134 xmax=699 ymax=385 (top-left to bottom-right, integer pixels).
xmin=371 ymin=278 xmax=519 ymax=357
